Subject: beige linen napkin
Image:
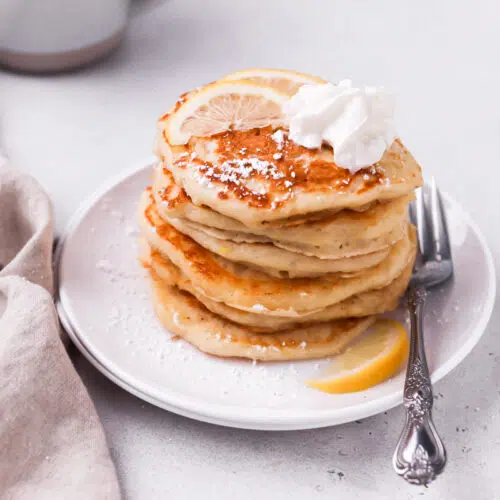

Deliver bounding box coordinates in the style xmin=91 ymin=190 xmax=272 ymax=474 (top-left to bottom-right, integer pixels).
xmin=0 ymin=160 xmax=121 ymax=499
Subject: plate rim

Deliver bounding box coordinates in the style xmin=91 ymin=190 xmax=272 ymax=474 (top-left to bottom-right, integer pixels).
xmin=55 ymin=160 xmax=497 ymax=430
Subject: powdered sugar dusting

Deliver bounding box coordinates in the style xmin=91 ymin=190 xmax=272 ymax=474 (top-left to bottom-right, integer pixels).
xmin=251 ymin=303 xmax=268 ymax=312
xmin=96 ymin=258 xmax=139 ymax=281
xmin=271 ymin=130 xmax=286 ymax=150
xmin=199 ymin=157 xmax=285 ymax=186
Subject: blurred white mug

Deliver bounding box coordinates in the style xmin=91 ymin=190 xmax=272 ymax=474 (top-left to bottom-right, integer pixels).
xmin=0 ymin=0 xmax=163 ymax=72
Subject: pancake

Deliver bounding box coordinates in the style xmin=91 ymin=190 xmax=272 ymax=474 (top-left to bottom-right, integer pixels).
xmin=152 ymin=163 xmax=381 ymax=229
xmin=175 ymin=216 xmax=407 ymax=260
xmin=152 ymin=164 xmax=413 ymax=258
xmin=139 ymin=189 xmax=417 ymax=316
xmin=145 ymin=244 xmax=414 ymax=332
xmin=149 ymin=271 xmax=376 ymax=361
xmin=165 ymin=215 xmax=391 ymax=278
xmin=268 ymin=224 xmax=406 ymax=260
xmin=155 ymin=126 xmax=422 ymax=226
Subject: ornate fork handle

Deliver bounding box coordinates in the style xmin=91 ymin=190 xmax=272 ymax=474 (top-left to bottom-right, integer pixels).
xmin=393 ymin=284 xmax=446 ymax=485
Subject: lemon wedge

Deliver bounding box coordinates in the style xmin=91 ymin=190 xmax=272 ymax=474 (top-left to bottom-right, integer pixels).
xmin=306 ymin=319 xmax=409 ymax=394
xmin=161 ymin=80 xmax=289 ymax=146
xmin=221 ymin=68 xmax=325 ymax=95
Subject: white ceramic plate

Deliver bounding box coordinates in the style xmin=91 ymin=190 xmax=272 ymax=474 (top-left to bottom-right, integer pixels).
xmin=56 ymin=162 xmax=496 ymax=430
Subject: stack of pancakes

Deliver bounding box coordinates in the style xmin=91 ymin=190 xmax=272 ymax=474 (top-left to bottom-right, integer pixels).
xmin=139 ymin=123 xmax=421 ymax=361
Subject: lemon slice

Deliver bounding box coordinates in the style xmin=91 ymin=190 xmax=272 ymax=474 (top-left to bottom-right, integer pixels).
xmin=306 ymin=319 xmax=409 ymax=394
xmin=222 ymin=68 xmax=325 ymax=95
xmin=161 ymin=80 xmax=289 ymax=146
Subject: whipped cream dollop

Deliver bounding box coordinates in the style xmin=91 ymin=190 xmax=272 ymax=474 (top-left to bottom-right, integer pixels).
xmin=283 ymin=79 xmax=396 ymax=173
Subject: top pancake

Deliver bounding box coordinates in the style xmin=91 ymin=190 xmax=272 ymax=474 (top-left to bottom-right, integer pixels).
xmin=155 ymin=126 xmax=422 ymax=227
xmin=152 ymin=164 xmax=412 ymax=259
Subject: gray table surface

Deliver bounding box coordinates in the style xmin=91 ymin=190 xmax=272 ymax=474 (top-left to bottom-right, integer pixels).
xmin=2 ymin=1 xmax=499 ymax=498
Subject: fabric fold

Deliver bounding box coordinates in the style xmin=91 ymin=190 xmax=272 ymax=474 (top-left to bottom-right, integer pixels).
xmin=0 ymin=164 xmax=53 ymax=294
xmin=0 ymin=163 xmax=120 ymax=500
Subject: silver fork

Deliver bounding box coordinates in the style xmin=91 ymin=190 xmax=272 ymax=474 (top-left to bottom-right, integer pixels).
xmin=393 ymin=179 xmax=452 ymax=485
